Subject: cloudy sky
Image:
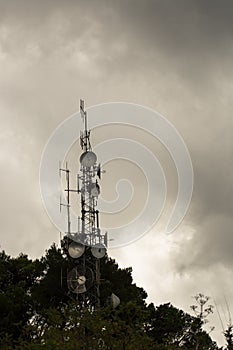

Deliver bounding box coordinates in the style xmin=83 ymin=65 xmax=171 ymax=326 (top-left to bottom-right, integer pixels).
xmin=1 ymin=0 xmax=233 ymax=346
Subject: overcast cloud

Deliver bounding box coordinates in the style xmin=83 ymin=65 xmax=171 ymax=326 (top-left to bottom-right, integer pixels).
xmin=1 ymin=0 xmax=233 ymax=346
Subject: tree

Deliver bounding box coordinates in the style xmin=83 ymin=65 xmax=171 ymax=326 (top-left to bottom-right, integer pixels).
xmin=224 ymin=324 xmax=233 ymax=350
xmin=100 ymin=255 xmax=147 ymax=306
xmin=0 ymin=245 xmax=221 ymax=349
xmin=190 ymin=293 xmax=215 ymax=350
xmin=0 ymin=250 xmax=43 ymax=343
xmin=147 ymin=302 xmax=218 ymax=349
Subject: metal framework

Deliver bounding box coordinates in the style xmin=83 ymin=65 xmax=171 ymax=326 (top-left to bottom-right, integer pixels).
xmin=60 ymin=99 xmax=107 ymax=309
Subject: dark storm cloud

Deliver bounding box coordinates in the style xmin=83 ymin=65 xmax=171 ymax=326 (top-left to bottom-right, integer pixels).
xmin=172 ymin=142 xmax=233 ymax=270
xmin=2 ymin=0 xmax=233 ymax=71
xmin=105 ymin=0 xmax=233 ymax=95
xmin=1 ymin=0 xmax=232 ymax=113
xmin=174 ymin=215 xmax=233 ymax=270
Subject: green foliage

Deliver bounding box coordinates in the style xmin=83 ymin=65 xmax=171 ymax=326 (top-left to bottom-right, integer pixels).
xmin=0 ymin=244 xmax=220 ymax=349
xmin=100 ymin=255 xmax=147 ymax=306
xmin=147 ymin=302 xmax=218 ymax=349
xmin=224 ymin=324 xmax=233 ymax=350
xmin=0 ymin=250 xmax=43 ymax=341
xmin=31 ymin=244 xmax=69 ymax=309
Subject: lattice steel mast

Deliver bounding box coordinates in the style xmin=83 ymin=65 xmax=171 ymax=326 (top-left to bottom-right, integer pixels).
xmin=79 ymin=99 xmax=106 ymax=248
xmin=60 ymin=99 xmax=107 ymax=309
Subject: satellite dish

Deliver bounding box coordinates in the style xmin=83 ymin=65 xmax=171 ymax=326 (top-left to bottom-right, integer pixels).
xmin=67 ymin=266 xmax=94 ymax=294
xmin=97 ymin=163 xmax=101 ymax=179
xmin=68 ymin=242 xmax=85 ymax=259
xmin=104 ymin=232 xmax=108 ymax=247
xmin=91 ymin=243 xmax=106 ymax=259
xmin=110 ymin=293 xmax=120 ymax=308
xmin=80 ymin=151 xmax=97 ymax=167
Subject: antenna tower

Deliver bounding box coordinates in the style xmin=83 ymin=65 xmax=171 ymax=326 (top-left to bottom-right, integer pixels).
xmin=60 ymin=99 xmax=107 ymax=309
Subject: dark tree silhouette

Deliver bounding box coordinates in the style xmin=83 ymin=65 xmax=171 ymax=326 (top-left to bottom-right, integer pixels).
xmin=224 ymin=324 xmax=233 ymax=350
xmin=0 ymin=245 xmax=220 ymax=349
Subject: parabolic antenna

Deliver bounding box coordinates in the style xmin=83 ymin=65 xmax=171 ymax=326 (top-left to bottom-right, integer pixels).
xmin=110 ymin=293 xmax=120 ymax=309
xmin=67 ymin=266 xmax=94 ymax=294
xmin=68 ymin=242 xmax=85 ymax=259
xmin=91 ymin=243 xmax=106 ymax=259
xmin=80 ymin=151 xmax=97 ymax=167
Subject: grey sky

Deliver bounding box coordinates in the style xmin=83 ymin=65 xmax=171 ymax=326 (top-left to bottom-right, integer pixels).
xmin=1 ymin=0 xmax=233 ymax=346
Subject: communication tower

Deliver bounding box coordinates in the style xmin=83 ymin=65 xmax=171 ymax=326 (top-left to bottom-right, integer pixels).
xmin=60 ymin=99 xmax=107 ymax=309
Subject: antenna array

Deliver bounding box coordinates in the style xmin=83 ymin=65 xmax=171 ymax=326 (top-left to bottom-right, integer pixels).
xmin=59 ymin=99 xmax=107 ymax=308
